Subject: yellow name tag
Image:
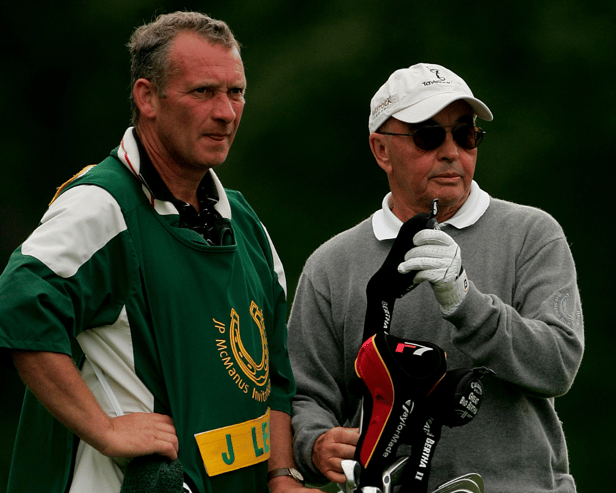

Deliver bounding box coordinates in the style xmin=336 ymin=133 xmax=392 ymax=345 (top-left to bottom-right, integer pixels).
xmin=195 ymin=408 xmax=270 ymax=476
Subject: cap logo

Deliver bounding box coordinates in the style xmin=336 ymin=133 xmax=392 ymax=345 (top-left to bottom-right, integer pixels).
xmin=431 ymin=68 xmax=445 ymax=81
xmin=423 ymin=68 xmax=452 ymax=87
xmin=371 ymin=95 xmax=395 ymax=120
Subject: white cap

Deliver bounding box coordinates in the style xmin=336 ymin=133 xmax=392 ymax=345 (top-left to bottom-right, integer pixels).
xmin=368 ymin=63 xmax=493 ymax=133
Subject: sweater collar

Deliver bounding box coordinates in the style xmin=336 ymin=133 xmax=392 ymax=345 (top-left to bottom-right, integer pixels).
xmin=372 ymin=180 xmax=490 ymax=240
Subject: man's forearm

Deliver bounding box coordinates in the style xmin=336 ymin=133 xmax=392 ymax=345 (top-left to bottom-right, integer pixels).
xmin=268 ymin=410 xmax=296 ymax=470
xmin=268 ymin=409 xmax=311 ymax=491
xmin=12 ymin=350 xmax=178 ymax=459
xmin=13 ymin=350 xmax=116 ymax=450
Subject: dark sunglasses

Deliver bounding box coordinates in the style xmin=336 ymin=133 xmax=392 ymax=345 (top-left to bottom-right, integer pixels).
xmin=377 ymin=123 xmax=485 ymax=151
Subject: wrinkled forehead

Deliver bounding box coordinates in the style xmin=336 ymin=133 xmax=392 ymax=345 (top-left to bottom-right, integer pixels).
xmin=170 ymin=32 xmax=242 ymax=63
xmin=169 ymin=33 xmax=246 ymax=80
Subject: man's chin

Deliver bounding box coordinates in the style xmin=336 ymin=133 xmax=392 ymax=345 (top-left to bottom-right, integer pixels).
xmin=429 ymin=193 xmax=470 ymax=217
xmin=196 ymin=149 xmax=231 ymax=169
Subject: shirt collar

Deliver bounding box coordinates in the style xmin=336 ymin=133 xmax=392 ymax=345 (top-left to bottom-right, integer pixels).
xmin=372 ymin=180 xmax=490 ymax=240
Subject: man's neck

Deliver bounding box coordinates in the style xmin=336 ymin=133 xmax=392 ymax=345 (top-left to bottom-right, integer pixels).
xmin=135 ymin=127 xmax=207 ymax=211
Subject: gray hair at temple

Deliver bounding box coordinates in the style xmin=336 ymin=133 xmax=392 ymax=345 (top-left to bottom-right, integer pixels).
xmin=127 ymin=11 xmax=241 ymax=126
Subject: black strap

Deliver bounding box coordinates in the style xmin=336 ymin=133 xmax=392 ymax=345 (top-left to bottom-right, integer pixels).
xmin=362 ymin=200 xmax=438 ymax=342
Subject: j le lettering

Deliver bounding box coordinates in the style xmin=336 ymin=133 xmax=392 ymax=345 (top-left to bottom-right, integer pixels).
xmin=222 ymin=421 xmax=270 ymax=465
xmin=195 ymin=409 xmax=271 ymax=476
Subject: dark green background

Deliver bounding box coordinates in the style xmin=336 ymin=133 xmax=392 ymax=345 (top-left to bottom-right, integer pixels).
xmin=1 ymin=0 xmax=613 ymax=491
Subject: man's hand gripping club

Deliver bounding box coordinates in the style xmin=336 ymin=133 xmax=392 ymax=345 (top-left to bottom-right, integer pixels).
xmin=398 ymin=229 xmax=469 ymax=316
xmin=312 ymin=427 xmax=360 ymax=484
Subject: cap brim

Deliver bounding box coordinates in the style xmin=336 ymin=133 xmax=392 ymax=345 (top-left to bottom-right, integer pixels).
xmin=393 ymin=93 xmax=493 ymax=123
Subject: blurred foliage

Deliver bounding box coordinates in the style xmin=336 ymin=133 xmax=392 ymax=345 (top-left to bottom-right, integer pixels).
xmin=1 ymin=0 xmax=614 ymax=491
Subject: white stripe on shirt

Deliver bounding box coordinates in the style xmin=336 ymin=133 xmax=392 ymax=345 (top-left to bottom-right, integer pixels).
xmin=22 ymin=185 xmax=127 ymax=278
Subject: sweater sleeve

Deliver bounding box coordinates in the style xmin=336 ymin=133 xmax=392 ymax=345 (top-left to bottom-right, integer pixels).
xmin=287 ymin=266 xmax=363 ymax=485
xmin=288 ymin=272 xmax=337 ymax=484
xmin=287 ymin=222 xmax=385 ymax=485
xmin=448 ymin=212 xmax=584 ymax=398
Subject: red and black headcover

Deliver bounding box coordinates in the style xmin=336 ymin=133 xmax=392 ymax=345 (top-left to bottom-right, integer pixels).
xmin=353 ymin=333 xmax=446 ymax=487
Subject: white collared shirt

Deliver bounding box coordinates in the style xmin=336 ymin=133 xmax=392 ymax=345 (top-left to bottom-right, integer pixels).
xmin=372 ymin=180 xmax=490 ymax=240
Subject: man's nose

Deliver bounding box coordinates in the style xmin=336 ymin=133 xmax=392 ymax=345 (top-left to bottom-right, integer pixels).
xmin=211 ymin=93 xmax=237 ymax=123
xmin=436 ymin=129 xmax=460 ymax=160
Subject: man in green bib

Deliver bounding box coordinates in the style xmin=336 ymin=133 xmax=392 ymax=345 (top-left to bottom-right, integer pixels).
xmin=0 ymin=11 xmax=308 ymax=493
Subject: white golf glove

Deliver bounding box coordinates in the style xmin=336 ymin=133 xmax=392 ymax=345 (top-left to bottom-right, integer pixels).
xmin=398 ymin=229 xmax=469 ymax=315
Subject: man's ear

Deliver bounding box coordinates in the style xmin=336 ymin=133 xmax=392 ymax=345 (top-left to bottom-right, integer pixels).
xmin=369 ymin=133 xmax=392 ymax=174
xmin=133 ymin=78 xmax=158 ymax=120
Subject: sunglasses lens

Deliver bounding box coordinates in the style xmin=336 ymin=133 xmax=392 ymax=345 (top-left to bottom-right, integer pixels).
xmin=453 ymin=125 xmax=483 ymax=149
xmin=413 ymin=127 xmax=446 ymax=150
xmin=407 ymin=125 xmax=484 ymax=150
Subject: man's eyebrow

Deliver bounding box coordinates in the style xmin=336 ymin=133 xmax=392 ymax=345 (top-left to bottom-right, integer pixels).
xmin=193 ymin=78 xmax=245 ymax=89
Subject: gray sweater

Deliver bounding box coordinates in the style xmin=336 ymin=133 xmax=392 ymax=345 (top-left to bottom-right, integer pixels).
xmin=288 ymin=196 xmax=584 ymax=493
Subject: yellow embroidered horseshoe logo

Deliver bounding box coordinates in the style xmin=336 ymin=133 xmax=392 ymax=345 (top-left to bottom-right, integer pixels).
xmin=230 ymin=301 xmax=269 ymax=387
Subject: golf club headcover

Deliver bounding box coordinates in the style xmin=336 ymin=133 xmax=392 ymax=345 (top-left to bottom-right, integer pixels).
xmin=363 ymin=200 xmax=439 ymax=341
xmin=397 ymin=367 xmax=494 ymax=493
xmin=428 ymin=367 xmax=495 ymax=428
xmin=353 ymin=332 xmax=446 ymax=487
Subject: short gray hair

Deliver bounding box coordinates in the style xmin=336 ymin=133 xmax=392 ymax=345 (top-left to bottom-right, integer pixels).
xmin=127 ymin=11 xmax=241 ymax=126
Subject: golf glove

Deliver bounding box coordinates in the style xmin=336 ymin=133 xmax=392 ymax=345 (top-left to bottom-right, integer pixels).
xmin=398 ymin=229 xmax=469 ymax=315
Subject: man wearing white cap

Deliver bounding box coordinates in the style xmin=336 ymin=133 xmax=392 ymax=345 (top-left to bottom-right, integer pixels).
xmin=287 ymin=63 xmax=583 ymax=492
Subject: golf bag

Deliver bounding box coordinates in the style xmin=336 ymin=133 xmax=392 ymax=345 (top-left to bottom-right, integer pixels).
xmin=351 ymin=200 xmax=493 ymax=492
